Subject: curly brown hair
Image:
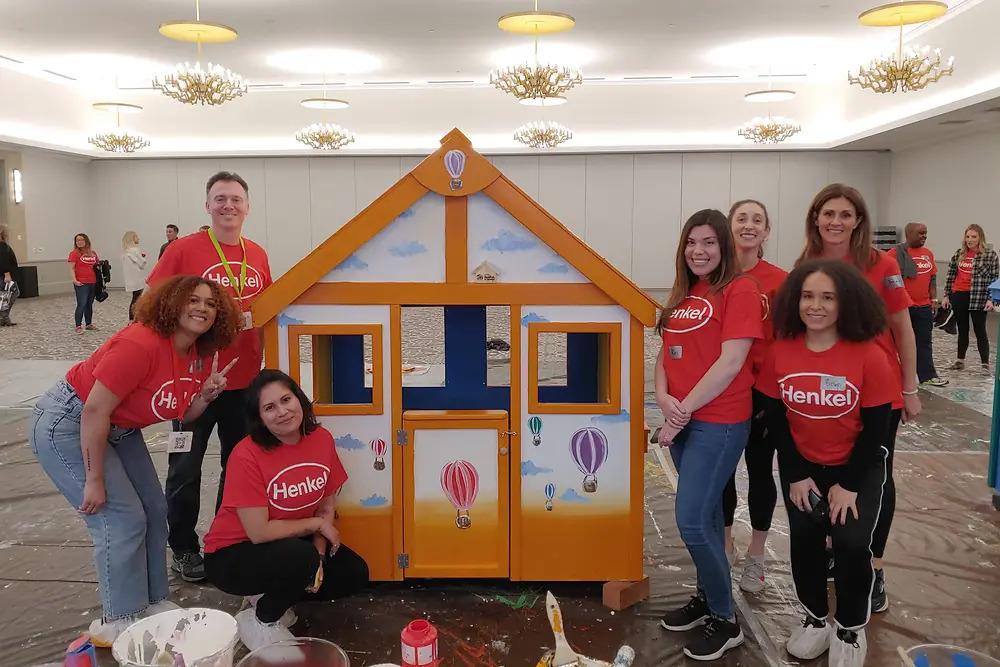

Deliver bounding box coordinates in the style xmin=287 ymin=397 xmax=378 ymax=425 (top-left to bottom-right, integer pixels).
xmin=133 ymin=276 xmax=242 ymax=354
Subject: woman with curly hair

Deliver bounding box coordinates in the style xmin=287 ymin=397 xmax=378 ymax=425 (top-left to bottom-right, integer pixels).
xmin=29 ymin=275 xmax=242 ymax=647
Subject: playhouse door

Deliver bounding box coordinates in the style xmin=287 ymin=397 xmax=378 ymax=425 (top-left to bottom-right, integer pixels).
xmin=401 ymin=410 xmax=510 ymax=578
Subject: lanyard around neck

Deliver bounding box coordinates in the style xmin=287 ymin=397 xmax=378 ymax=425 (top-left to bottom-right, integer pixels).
xmin=208 ymin=228 xmax=248 ymax=299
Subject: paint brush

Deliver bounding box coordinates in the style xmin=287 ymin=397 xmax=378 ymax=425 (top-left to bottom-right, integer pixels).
xmin=545 ymin=592 xmax=581 ymax=667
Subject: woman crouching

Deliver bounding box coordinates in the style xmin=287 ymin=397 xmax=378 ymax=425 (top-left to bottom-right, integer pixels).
xmin=203 ymin=369 xmax=369 ymax=652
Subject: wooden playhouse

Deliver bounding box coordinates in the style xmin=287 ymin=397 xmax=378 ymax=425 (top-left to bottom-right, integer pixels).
xmin=252 ymin=130 xmax=658 ymax=598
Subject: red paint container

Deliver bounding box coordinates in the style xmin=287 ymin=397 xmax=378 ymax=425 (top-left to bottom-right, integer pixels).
xmin=401 ymin=619 xmax=438 ymax=667
xmin=64 ymin=635 xmax=96 ymax=666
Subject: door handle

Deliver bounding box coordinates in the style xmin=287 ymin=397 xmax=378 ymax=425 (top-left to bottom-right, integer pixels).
xmin=503 ymin=430 xmax=517 ymax=436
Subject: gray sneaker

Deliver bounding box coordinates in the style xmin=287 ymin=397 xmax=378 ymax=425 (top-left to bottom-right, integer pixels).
xmin=171 ymin=550 xmax=206 ymax=582
xmin=739 ymin=556 xmax=766 ymax=593
xmin=921 ymin=377 xmax=949 ymax=387
xmin=947 ymin=359 xmax=965 ymax=370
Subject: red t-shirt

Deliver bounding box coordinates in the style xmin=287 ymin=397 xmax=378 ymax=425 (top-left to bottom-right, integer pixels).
xmin=861 ymin=250 xmax=910 ymax=409
xmin=746 ymin=260 xmax=788 ymax=376
xmin=65 ymin=324 xmax=205 ymax=429
xmin=68 ymin=249 xmax=99 ymax=284
xmin=756 ymin=338 xmax=897 ymax=466
xmin=904 ymin=247 xmax=937 ymax=307
xmin=204 ymin=427 xmax=348 ymax=553
xmin=661 ymin=276 xmax=763 ymax=423
xmin=952 ymin=250 xmax=976 ymax=293
xmin=148 ymin=231 xmax=272 ymax=389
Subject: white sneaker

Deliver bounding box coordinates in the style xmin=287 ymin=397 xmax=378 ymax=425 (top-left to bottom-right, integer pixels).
xmin=236 ymin=608 xmax=295 ymax=652
xmin=244 ymin=594 xmax=298 ymax=628
xmin=87 ymin=615 xmax=139 ymax=648
xmin=829 ymin=624 xmax=867 ymax=667
xmin=785 ymin=615 xmax=830 ymax=660
xmin=143 ymin=600 xmax=182 ymax=617
xmin=739 ymin=556 xmax=766 ymax=593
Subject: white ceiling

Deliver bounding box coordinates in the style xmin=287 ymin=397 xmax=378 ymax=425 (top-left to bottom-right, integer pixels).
xmin=1 ymin=0 xmax=998 ymax=156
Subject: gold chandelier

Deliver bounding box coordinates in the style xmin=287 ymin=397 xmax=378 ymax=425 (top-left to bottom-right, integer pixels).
xmin=295 ymin=123 xmax=355 ymax=150
xmin=849 ymin=1 xmax=953 ymax=94
xmin=154 ymin=0 xmax=247 ymax=105
xmin=738 ymin=115 xmax=800 ymax=144
xmin=88 ymin=104 xmax=149 ymax=153
xmin=514 ymin=121 xmax=572 ymax=148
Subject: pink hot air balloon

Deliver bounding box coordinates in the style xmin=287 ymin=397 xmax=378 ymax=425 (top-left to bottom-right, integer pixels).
xmin=444 ymin=149 xmax=466 ymax=190
xmin=370 ymin=438 xmax=387 ymax=471
xmin=569 ymin=427 xmax=609 ymax=493
xmin=440 ymin=459 xmax=480 ymax=529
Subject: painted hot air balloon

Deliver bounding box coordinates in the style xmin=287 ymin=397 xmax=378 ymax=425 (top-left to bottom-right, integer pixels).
xmin=444 ymin=149 xmax=466 ymax=190
xmin=528 ymin=415 xmax=543 ymax=446
xmin=370 ymin=438 xmax=387 ymax=471
xmin=569 ymin=427 xmax=608 ymax=493
xmin=440 ymin=459 xmax=480 ymax=529
xmin=544 ymin=482 xmax=556 ymax=512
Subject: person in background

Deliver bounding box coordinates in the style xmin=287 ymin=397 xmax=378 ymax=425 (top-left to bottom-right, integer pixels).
xmin=896 ymin=223 xmax=948 ymax=387
xmin=28 ymin=275 xmax=241 ymax=646
xmin=0 ymin=224 xmax=18 ymax=326
xmin=942 ymin=223 xmax=999 ymax=373
xmin=159 ymin=224 xmax=179 ymax=259
xmin=797 ymin=183 xmax=918 ymax=613
xmin=655 ymin=209 xmax=762 ymax=661
xmin=68 ymin=233 xmax=99 ymax=334
xmin=121 ymin=231 xmax=148 ymax=321
xmin=204 ymin=370 xmax=369 ymax=651
xmin=721 ymin=199 xmax=787 ymax=593
xmin=148 ymin=171 xmax=273 ymax=583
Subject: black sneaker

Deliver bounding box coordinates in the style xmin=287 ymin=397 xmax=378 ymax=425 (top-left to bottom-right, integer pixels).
xmin=826 ymin=549 xmax=836 ymax=582
xmin=683 ymin=615 xmax=745 ymax=661
xmin=171 ymin=551 xmax=206 ymax=583
xmin=871 ymin=568 xmax=888 ymax=613
xmin=660 ymin=592 xmax=709 ymax=631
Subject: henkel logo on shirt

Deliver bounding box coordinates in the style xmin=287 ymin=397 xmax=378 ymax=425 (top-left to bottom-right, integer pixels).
xmin=150 ymin=377 xmax=199 ymax=421
xmin=779 ymin=372 xmax=860 ymax=419
xmin=666 ymin=296 xmax=714 ymax=334
xmin=203 ymin=262 xmax=265 ymax=300
xmin=267 ymin=462 xmax=331 ymax=511
xmin=79 ymin=255 xmax=97 ymax=265
xmin=959 ymin=256 xmax=975 ymax=274
xmin=913 ymin=255 xmax=934 ymax=274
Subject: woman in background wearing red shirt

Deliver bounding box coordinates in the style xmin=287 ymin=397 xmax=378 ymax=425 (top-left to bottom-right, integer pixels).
xmin=655 ymin=209 xmax=763 ymax=662
xmin=797 ymin=183 xmax=918 ymax=613
xmin=29 ymin=276 xmax=241 ymax=646
xmin=758 ymin=260 xmax=894 ymax=667
xmin=204 ymin=370 xmax=369 ymax=652
xmin=67 ymin=232 xmax=99 ymax=334
xmin=721 ymin=199 xmax=787 ymax=593
xmin=941 ymin=224 xmax=999 ymax=372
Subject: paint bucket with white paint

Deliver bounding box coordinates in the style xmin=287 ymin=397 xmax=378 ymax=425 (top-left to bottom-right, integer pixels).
xmin=237 ymin=638 xmax=350 ymax=667
xmin=902 ymin=644 xmax=1000 ymax=666
xmin=111 ymin=608 xmax=238 ymax=667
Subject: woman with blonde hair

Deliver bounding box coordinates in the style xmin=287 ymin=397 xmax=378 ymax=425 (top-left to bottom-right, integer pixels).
xmin=121 ymin=231 xmax=148 ymax=321
xmin=941 ymin=223 xmax=999 ymax=372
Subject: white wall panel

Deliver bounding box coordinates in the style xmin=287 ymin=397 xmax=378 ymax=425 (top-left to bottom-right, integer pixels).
xmin=23 ymin=150 xmax=94 ymax=262
xmin=492 ymin=156 xmax=540 ymax=200
xmin=680 ymin=153 xmax=731 ymax=222
xmin=175 ymin=159 xmax=221 ymax=233
xmin=309 ymin=158 xmax=356 ymax=243
xmin=355 ymin=157 xmax=402 ymax=212
xmin=538 ymin=155 xmax=586 ymax=239
xmin=264 ymin=158 xmax=312 ymax=277
xmin=632 ymin=154 xmax=682 ymax=289
xmin=730 ymin=153 xmax=781 ymax=264
xmin=777 ymin=152 xmax=830 ymax=268
xmin=584 ymin=155 xmax=634 ymax=278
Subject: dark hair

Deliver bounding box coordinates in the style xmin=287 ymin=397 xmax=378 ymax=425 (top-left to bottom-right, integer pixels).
xmin=245 ymin=369 xmax=319 ymax=450
xmin=657 ymin=209 xmax=741 ymax=332
xmin=206 ymin=171 xmax=249 ymax=198
xmin=72 ymin=232 xmax=93 ymax=252
xmin=133 ymin=275 xmax=242 ymax=354
xmin=728 ymin=199 xmax=771 ymax=259
xmin=772 ymin=259 xmax=887 ymax=342
xmin=166 ymin=224 xmax=179 ymax=233
xmin=798 ymin=183 xmax=875 ymax=270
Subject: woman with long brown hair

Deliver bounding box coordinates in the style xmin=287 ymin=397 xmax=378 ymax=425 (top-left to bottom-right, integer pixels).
xmin=68 ymin=232 xmax=99 ymax=333
xmin=797 ymin=183 xmax=919 ymax=615
xmin=655 ymin=209 xmax=763 ymax=661
xmin=941 ymin=223 xmax=999 ymax=371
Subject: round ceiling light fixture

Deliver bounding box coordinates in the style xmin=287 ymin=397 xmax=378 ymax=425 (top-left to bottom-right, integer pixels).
xmin=300 ymin=98 xmax=350 ymax=110
xmin=157 ymin=20 xmax=238 ymax=43
xmin=92 ymin=102 xmax=144 ymax=113
xmin=858 ymin=1 xmax=948 ymax=26
xmin=744 ymin=89 xmax=796 ymax=103
xmin=518 ymin=95 xmax=567 ymax=107
xmin=498 ymin=11 xmax=576 ymax=35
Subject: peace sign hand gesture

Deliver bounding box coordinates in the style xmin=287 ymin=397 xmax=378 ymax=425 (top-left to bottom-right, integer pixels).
xmin=200 ymin=352 xmax=238 ymax=402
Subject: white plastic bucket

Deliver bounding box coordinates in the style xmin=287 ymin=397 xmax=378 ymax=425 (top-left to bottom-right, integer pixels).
xmin=112 ymin=608 xmax=238 ymax=667
xmin=902 ymin=644 xmax=1000 ymax=666
xmin=236 ymin=638 xmax=350 ymax=667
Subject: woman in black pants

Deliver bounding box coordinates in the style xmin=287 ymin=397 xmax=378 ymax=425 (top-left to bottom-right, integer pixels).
xmin=204 ymin=370 xmax=369 ymax=652
xmin=942 ymin=224 xmax=999 ymax=373
xmin=758 ymin=261 xmax=894 ymax=667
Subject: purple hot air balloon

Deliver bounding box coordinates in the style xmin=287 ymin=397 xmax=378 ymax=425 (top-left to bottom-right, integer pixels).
xmin=569 ymin=427 xmax=608 ymax=493
xmin=444 ymin=149 xmax=466 ymax=190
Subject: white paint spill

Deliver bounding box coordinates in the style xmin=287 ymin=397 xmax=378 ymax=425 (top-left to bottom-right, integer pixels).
xmin=646 ymin=509 xmax=663 ymax=541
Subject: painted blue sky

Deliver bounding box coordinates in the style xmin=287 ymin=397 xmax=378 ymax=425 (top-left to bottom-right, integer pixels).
xmin=335 ymin=254 xmax=369 ymax=271
xmin=360 ymin=494 xmax=389 ymax=507
xmin=481 ymin=230 xmax=538 ymax=253
xmin=278 ymin=313 xmax=304 ymax=326
xmin=560 ymin=488 xmax=591 ymax=503
xmin=389 ymin=240 xmax=427 ymax=257
xmin=538 ymin=262 xmax=570 ymax=274
xmin=592 ymin=410 xmax=630 ymax=425
xmin=336 ymin=434 xmax=366 ymax=451
xmin=521 ymin=311 xmax=549 ymax=326
xmin=521 ymin=460 xmax=553 ymax=476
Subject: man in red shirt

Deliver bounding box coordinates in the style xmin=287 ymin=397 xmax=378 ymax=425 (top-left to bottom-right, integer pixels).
xmin=147 ymin=171 xmax=272 ymax=582
xmin=896 ymin=223 xmax=947 ymax=387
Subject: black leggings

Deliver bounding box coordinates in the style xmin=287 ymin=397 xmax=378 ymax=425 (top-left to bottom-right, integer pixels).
xmin=951 ymin=291 xmax=990 ymax=364
xmin=205 ymin=538 xmax=369 ymax=623
xmin=871 ymin=409 xmax=902 ymax=559
xmin=723 ymin=391 xmax=777 ymax=532
xmin=128 ymin=289 xmax=143 ymax=321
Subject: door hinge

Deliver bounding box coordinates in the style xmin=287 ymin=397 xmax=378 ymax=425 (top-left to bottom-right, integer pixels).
xmin=397 ymin=553 xmax=410 ymax=569
xmin=396 ymin=429 xmax=408 ymax=446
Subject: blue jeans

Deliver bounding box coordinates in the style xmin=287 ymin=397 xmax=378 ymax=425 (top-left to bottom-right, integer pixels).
xmin=73 ymin=282 xmax=96 ymax=326
xmin=670 ymin=419 xmax=751 ymax=619
xmin=29 ymin=380 xmax=169 ymax=621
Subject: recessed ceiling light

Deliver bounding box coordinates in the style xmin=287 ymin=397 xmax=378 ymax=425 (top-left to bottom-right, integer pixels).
xmin=519 ymin=96 xmax=567 ymax=107
xmin=858 ymin=1 xmax=948 ymax=27
xmin=300 ymin=98 xmax=349 ymax=110
xmin=92 ymin=102 xmax=143 ymax=113
xmin=267 ymin=49 xmax=380 ymax=75
xmin=744 ymin=89 xmax=796 ymax=102
xmin=497 ymin=11 xmax=576 ymax=35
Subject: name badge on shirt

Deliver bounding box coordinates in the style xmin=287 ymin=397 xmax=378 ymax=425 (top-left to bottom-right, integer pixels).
xmin=669 ymin=345 xmax=683 ymax=360
xmin=241 ymin=311 xmax=254 ymax=331
xmin=822 ymin=375 xmax=847 ymax=391
xmin=884 ymin=274 xmax=904 ymax=289
xmin=168 ymin=431 xmax=194 ymax=454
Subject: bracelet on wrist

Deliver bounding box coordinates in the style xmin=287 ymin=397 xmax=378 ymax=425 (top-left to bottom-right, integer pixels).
xmin=901 ymin=388 xmax=919 ymax=396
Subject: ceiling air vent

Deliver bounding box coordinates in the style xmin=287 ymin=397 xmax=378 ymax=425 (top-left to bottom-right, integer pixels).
xmin=427 ymin=80 xmax=475 ymax=84
xmin=938 ymin=119 xmax=972 ymax=125
xmin=984 ymin=106 xmax=1000 ymax=113
xmin=42 ymin=69 xmax=76 ymax=80
xmin=0 ymin=54 xmax=24 ymax=64
xmin=364 ymin=81 xmax=410 ymax=85
xmin=690 ymin=74 xmax=739 ymax=79
xmin=624 ymin=75 xmax=673 ymax=80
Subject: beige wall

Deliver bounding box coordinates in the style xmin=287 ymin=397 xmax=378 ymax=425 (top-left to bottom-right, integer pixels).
xmin=0 ymin=149 xmax=27 ymax=263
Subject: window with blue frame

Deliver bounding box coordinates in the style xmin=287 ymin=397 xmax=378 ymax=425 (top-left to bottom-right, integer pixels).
xmin=287 ymin=324 xmax=383 ymax=415
xmin=527 ymin=322 xmax=622 ymax=414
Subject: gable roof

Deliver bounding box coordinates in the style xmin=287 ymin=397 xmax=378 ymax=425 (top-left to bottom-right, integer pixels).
xmin=252 ymin=129 xmax=660 ymax=326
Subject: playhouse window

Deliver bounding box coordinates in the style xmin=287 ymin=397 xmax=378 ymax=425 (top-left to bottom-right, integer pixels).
xmin=527 ymin=322 xmax=622 ymax=414
xmin=287 ymin=324 xmax=383 ymax=415
xmin=486 ymin=306 xmax=511 ymax=388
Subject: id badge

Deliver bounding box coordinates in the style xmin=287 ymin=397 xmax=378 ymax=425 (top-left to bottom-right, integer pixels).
xmin=669 ymin=345 xmax=683 ymax=360
xmin=241 ymin=311 xmax=254 ymax=331
xmin=168 ymin=431 xmax=194 ymax=454
xmin=821 ymin=375 xmax=847 ymax=391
